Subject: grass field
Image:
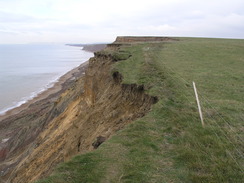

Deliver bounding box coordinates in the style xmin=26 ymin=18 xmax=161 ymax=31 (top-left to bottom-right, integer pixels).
xmin=37 ymin=38 xmax=244 ymax=183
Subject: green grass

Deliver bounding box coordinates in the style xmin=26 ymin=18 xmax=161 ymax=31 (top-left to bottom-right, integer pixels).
xmin=36 ymin=152 xmax=105 ymax=183
xmin=37 ymin=38 xmax=244 ymax=183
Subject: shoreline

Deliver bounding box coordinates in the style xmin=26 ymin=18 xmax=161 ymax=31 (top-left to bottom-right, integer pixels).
xmin=0 ymin=43 xmax=106 ymax=181
xmin=0 ymin=61 xmax=89 ymax=122
xmin=0 ymin=43 xmax=107 ymax=122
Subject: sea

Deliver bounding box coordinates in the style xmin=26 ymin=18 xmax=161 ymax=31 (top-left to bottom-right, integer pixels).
xmin=0 ymin=44 xmax=93 ymax=115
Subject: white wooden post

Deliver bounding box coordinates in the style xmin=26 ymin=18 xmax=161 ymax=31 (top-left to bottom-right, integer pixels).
xmin=193 ymin=81 xmax=204 ymax=127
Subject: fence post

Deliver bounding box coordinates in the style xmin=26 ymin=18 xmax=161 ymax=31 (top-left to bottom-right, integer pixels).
xmin=193 ymin=81 xmax=204 ymax=127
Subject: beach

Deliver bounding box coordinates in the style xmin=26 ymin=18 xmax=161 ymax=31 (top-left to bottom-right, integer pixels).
xmin=0 ymin=61 xmax=88 ymax=121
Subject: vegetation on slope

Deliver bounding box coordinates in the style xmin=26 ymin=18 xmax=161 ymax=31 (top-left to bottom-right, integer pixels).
xmin=37 ymin=38 xmax=244 ymax=183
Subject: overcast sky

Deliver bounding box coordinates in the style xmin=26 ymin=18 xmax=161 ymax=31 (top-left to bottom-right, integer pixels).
xmin=0 ymin=0 xmax=244 ymax=44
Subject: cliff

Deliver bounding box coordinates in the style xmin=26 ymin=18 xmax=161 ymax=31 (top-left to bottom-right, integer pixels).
xmin=1 ymin=37 xmax=243 ymax=183
xmin=0 ymin=41 xmax=157 ymax=183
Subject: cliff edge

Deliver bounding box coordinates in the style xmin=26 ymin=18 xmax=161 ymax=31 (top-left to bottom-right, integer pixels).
xmin=1 ymin=39 xmax=158 ymax=183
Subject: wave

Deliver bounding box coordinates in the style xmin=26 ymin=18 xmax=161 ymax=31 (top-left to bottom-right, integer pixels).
xmin=0 ymin=44 xmax=93 ymax=117
xmin=0 ymin=75 xmax=61 ymax=116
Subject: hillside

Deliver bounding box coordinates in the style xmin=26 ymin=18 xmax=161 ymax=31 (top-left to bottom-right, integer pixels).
xmin=1 ymin=37 xmax=244 ymax=182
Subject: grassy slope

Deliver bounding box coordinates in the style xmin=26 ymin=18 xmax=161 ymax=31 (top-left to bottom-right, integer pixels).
xmin=37 ymin=38 xmax=244 ymax=183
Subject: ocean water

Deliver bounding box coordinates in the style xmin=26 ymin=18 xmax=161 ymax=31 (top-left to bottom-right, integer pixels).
xmin=0 ymin=44 xmax=93 ymax=115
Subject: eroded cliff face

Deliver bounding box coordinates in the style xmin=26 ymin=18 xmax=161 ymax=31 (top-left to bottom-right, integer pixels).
xmin=6 ymin=46 xmax=157 ymax=183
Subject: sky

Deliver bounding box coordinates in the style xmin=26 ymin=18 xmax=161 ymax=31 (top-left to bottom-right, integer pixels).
xmin=0 ymin=0 xmax=244 ymax=44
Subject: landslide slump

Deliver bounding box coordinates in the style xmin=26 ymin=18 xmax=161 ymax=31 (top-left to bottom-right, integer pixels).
xmin=10 ymin=48 xmax=157 ymax=183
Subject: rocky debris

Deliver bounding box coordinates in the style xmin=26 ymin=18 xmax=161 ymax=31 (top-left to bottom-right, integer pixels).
xmin=92 ymin=136 xmax=106 ymax=149
xmin=0 ymin=148 xmax=8 ymax=162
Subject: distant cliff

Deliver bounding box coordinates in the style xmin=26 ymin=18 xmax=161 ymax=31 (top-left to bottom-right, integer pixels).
xmin=66 ymin=44 xmax=107 ymax=52
xmin=82 ymin=44 xmax=107 ymax=52
xmin=115 ymin=36 xmax=178 ymax=43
